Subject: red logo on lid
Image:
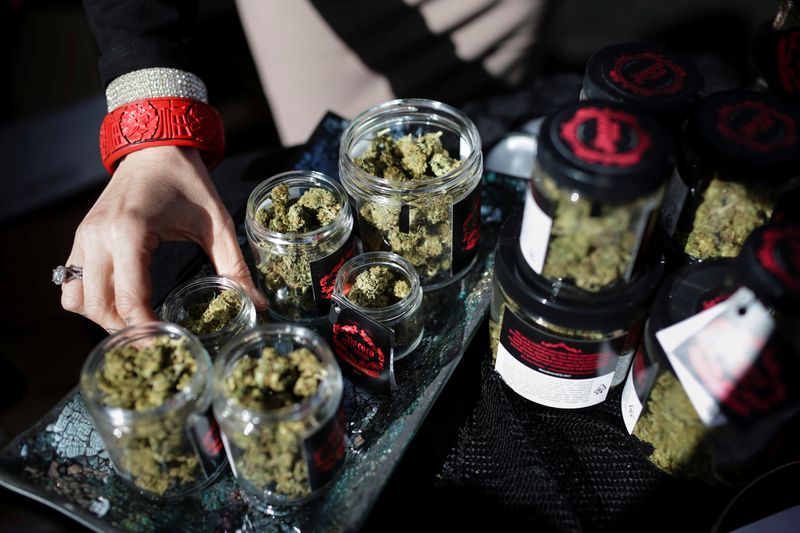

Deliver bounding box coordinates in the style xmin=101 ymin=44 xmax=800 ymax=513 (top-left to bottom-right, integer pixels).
xmin=757 ymin=226 xmax=800 ymax=290
xmin=609 ymin=52 xmax=688 ymax=97
xmin=777 ymin=31 xmax=800 ymax=94
xmin=718 ymin=100 xmax=797 ymax=153
xmin=560 ymin=107 xmax=652 ymax=167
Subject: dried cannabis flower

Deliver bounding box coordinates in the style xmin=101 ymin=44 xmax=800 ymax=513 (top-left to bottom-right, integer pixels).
xmin=95 ymin=337 xmax=201 ymax=495
xmin=180 ymin=289 xmax=241 ymax=336
xmin=681 ymin=177 xmax=774 ymax=260
xmin=355 ymin=130 xmax=462 ymax=282
xmin=346 ymin=266 xmax=410 ymax=308
xmin=223 ymin=346 xmax=326 ymax=498
xmin=538 ymin=174 xmax=640 ymax=292
xmin=254 ymin=184 xmax=342 ymax=317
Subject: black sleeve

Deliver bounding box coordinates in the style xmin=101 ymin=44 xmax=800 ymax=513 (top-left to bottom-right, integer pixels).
xmin=83 ymin=0 xmax=198 ymax=87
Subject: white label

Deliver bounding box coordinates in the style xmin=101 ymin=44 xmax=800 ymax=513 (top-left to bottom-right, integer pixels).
xmin=611 ymin=349 xmax=635 ymax=387
xmin=518 ymin=188 xmax=553 ymax=274
xmin=655 ymin=287 xmax=774 ymax=427
xmin=220 ymin=432 xmax=239 ymax=478
xmin=621 ymin=367 xmax=643 ymax=434
xmin=495 ymin=342 xmax=614 ymax=409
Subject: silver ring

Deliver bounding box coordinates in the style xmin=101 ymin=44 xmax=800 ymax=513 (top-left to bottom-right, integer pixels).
xmin=52 ymin=265 xmax=83 ymax=286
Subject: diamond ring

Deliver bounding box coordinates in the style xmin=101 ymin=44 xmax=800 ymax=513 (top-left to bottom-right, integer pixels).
xmin=52 ymin=265 xmax=84 ymax=286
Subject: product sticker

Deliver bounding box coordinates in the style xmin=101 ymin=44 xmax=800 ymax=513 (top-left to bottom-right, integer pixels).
xmin=329 ymin=295 xmax=396 ymax=394
xmin=220 ymin=431 xmax=238 ymax=478
xmin=656 ymin=287 xmax=776 ymax=427
xmin=310 ymin=234 xmax=356 ymax=313
xmin=452 ymin=184 xmax=482 ymax=274
xmin=302 ymin=400 xmax=346 ymax=490
xmin=518 ymin=186 xmax=554 ymax=274
xmin=186 ymin=408 xmax=226 ymax=477
xmin=621 ymin=339 xmax=660 ymax=434
xmin=495 ymin=308 xmax=621 ymax=409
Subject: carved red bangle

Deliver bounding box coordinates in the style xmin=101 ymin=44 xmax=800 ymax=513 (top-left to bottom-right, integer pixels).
xmin=99 ymin=97 xmax=225 ymax=174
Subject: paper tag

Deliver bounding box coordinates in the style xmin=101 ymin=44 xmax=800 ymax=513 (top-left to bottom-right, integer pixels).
xmin=220 ymin=431 xmax=239 ymax=478
xmin=620 ymin=339 xmax=660 ymax=434
xmin=302 ymin=400 xmax=346 ymax=490
xmin=329 ymin=296 xmax=396 ymax=394
xmin=518 ymin=186 xmax=554 ymax=274
xmin=310 ymin=234 xmax=356 ymax=313
xmin=656 ymin=287 xmax=775 ymax=427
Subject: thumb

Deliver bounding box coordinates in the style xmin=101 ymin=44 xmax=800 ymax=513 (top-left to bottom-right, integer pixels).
xmin=204 ymin=212 xmax=268 ymax=311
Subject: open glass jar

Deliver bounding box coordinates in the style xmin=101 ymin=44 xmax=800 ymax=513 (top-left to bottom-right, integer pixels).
xmin=658 ymin=90 xmax=800 ymax=266
xmin=491 ymin=212 xmax=663 ymax=410
xmin=80 ymin=322 xmax=226 ymax=498
xmin=213 ymin=324 xmax=346 ymax=509
xmin=519 ymin=101 xmax=672 ymax=294
xmin=159 ymin=276 xmax=257 ymax=355
xmin=331 ymin=251 xmax=423 ymax=368
xmin=245 ymin=171 xmax=355 ymax=322
xmin=339 ymin=98 xmax=483 ymax=290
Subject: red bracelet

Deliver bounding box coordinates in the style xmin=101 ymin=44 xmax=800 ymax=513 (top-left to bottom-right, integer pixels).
xmin=99 ymin=97 xmax=225 ymax=174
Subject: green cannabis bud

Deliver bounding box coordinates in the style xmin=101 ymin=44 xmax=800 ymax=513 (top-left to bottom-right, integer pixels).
xmin=681 ymin=177 xmax=774 ymax=260
xmin=94 ymin=337 xmax=201 ymax=495
xmin=355 ymin=130 xmax=462 ymax=282
xmin=223 ymin=346 xmax=326 ymax=498
xmin=254 ymin=184 xmax=342 ymax=318
xmin=346 ymin=266 xmax=410 ymax=308
xmin=179 ymin=289 xmax=241 ymax=336
xmin=538 ymin=174 xmax=640 ymax=292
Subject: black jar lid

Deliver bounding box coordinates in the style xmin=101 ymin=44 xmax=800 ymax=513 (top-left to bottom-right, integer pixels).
xmin=689 ymin=89 xmax=800 ymax=181
xmin=495 ymin=211 xmax=664 ymax=331
xmin=648 ymin=259 xmax=738 ymax=333
xmin=583 ymin=42 xmax=704 ymax=111
xmin=737 ymin=224 xmax=800 ymax=315
xmin=537 ymin=100 xmax=673 ymax=204
xmin=753 ymin=21 xmax=800 ymax=100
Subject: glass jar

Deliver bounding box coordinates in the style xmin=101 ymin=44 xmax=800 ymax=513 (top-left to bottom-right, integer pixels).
xmin=490 ymin=212 xmax=663 ymax=410
xmin=658 ymin=90 xmax=800 ymax=266
xmin=622 ymin=225 xmax=800 ymax=485
xmin=159 ymin=276 xmax=257 ymax=355
xmin=80 ymin=322 xmax=226 ymax=498
xmin=339 ymin=98 xmax=483 ymax=290
xmin=331 ymin=251 xmax=424 ymax=365
xmin=245 ymin=170 xmax=355 ymax=322
xmin=213 ymin=324 xmax=346 ymax=509
xmin=581 ymin=42 xmax=703 ymax=129
xmin=519 ymin=100 xmax=672 ymax=293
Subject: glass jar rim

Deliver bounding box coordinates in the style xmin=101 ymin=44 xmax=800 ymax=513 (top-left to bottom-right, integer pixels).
xmin=339 ymin=98 xmax=483 ymax=196
xmin=334 ymin=251 xmax=423 ymax=320
xmin=245 ymin=170 xmax=351 ymax=244
xmin=159 ymin=276 xmax=256 ymax=340
xmin=213 ymin=324 xmax=343 ymax=424
xmin=80 ymin=321 xmax=212 ymax=423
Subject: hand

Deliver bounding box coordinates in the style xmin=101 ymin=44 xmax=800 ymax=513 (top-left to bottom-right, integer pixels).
xmin=61 ymin=145 xmax=267 ymax=332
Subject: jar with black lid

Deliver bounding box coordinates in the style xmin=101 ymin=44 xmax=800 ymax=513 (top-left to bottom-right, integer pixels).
xmin=621 ymin=224 xmax=800 ymax=485
xmin=581 ymin=42 xmax=704 ymax=128
xmin=658 ymin=90 xmax=800 ymax=268
xmin=519 ymin=100 xmax=672 ymax=293
xmin=753 ymin=1 xmax=800 ymax=100
xmin=491 ymin=211 xmax=664 ymax=410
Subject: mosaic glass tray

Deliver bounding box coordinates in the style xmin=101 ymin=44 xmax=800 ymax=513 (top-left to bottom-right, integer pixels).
xmin=0 ymin=115 xmax=528 ymax=532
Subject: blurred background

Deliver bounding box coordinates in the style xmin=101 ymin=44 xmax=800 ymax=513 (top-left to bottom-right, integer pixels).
xmin=0 ymin=0 xmax=779 ymax=530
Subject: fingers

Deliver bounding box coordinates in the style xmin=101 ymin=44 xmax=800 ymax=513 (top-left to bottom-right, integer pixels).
xmin=60 ymin=245 xmax=85 ymax=317
xmin=113 ymin=234 xmax=158 ymax=327
xmin=82 ymin=251 xmax=128 ymax=333
xmin=203 ymin=209 xmax=268 ymax=310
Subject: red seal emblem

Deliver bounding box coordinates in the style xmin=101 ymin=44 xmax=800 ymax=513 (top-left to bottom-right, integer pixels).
xmin=777 ymin=31 xmax=800 ymax=94
xmin=609 ymin=52 xmax=688 ymax=97
xmin=718 ymin=100 xmax=797 ymax=153
xmin=560 ymin=107 xmax=652 ymax=167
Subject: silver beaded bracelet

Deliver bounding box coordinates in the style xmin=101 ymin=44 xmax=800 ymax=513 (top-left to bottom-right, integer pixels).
xmin=105 ymin=67 xmax=208 ymax=112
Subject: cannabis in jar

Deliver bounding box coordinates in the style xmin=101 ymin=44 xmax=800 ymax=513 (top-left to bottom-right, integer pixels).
xmin=179 ymin=289 xmax=242 ymax=336
xmin=346 ymin=265 xmax=410 ymax=308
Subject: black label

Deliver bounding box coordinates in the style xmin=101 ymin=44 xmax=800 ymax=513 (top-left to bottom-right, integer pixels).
xmin=329 ymin=295 xmax=396 ymax=394
xmin=500 ymin=309 xmax=622 ymax=379
xmin=672 ymin=303 xmax=799 ymax=427
xmin=399 ymin=204 xmax=410 ymax=233
xmin=302 ymin=399 xmax=346 ymax=491
xmin=452 ymin=184 xmax=482 ymax=274
xmin=310 ymin=233 xmax=356 ymax=314
xmin=186 ymin=408 xmax=226 ymax=477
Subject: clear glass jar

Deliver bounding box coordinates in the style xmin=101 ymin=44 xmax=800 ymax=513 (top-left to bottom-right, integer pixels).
xmin=80 ymin=322 xmax=225 ymax=498
xmin=213 ymin=324 xmax=345 ymax=509
xmin=491 ymin=212 xmax=662 ymax=409
xmin=245 ymin=171 xmax=355 ymax=322
xmin=659 ymin=90 xmax=800 ymax=264
xmin=519 ymin=101 xmax=672 ymax=293
xmin=339 ymin=98 xmax=483 ymax=290
xmin=332 ymin=251 xmax=424 ymax=362
xmin=159 ymin=276 xmax=257 ymax=355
